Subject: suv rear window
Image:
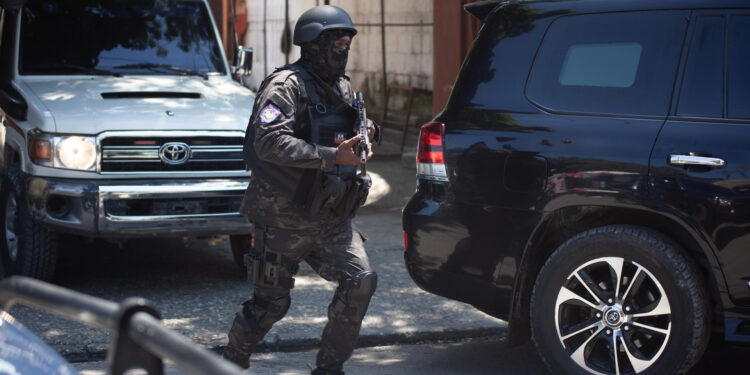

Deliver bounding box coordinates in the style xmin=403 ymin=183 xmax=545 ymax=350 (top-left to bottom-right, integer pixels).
xmin=527 ymin=11 xmax=688 ymax=117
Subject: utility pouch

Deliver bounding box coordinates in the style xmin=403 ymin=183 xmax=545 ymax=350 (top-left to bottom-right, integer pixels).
xmin=261 ymin=250 xmax=281 ymax=287
xmin=244 ymin=251 xmax=262 ymax=285
xmin=334 ymin=173 xmax=372 ymax=218
xmin=307 ymin=174 xmax=348 ymax=216
xmin=245 ymin=249 xmax=297 ymax=289
xmin=245 ymin=225 xmax=266 ymax=284
xmin=244 ymin=226 xmax=298 ymax=289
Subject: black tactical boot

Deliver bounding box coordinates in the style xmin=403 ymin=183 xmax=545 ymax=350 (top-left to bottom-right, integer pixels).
xmin=222 ymin=312 xmax=255 ymax=369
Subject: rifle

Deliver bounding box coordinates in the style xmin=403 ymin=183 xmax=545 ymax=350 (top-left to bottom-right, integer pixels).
xmin=355 ymin=91 xmax=370 ymax=175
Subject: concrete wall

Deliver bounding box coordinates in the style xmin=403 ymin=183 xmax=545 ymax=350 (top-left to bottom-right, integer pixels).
xmin=243 ymin=0 xmax=433 ymax=116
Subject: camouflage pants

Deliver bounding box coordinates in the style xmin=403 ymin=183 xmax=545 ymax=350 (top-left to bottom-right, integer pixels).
xmin=224 ymin=219 xmax=377 ymax=372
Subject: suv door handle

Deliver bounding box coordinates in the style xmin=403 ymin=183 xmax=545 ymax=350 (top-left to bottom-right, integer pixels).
xmin=669 ymin=154 xmax=725 ymax=168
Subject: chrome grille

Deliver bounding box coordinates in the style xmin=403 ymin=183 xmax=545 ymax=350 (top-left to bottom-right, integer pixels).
xmin=100 ymin=132 xmax=247 ymax=173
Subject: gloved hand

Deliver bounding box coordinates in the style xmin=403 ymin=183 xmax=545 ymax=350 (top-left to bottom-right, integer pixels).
xmin=334 ymin=135 xmax=372 ymax=165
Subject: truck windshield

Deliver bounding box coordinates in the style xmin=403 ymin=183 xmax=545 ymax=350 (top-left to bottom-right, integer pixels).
xmin=19 ymin=0 xmax=226 ymax=76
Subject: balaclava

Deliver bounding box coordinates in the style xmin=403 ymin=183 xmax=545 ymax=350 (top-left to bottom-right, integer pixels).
xmin=301 ymin=29 xmax=352 ymax=82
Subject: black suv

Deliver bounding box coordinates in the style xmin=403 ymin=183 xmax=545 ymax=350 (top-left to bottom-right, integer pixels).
xmin=403 ymin=1 xmax=750 ymax=374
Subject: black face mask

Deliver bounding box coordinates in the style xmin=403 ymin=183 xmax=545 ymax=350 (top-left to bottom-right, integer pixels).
xmin=301 ymin=30 xmax=351 ymax=82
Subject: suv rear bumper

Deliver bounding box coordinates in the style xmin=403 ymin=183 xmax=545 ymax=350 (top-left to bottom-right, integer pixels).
xmin=403 ymin=189 xmax=511 ymax=319
xmin=403 ymin=181 xmax=543 ymax=321
xmin=25 ymin=176 xmax=250 ymax=237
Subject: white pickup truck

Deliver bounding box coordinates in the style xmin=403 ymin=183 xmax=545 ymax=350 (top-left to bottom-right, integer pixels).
xmin=0 ymin=0 xmax=255 ymax=280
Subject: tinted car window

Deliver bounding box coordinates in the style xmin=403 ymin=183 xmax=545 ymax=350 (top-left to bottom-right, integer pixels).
xmin=527 ymin=11 xmax=688 ymax=116
xmin=19 ymin=0 xmax=226 ymax=75
xmin=559 ymin=43 xmax=642 ymax=88
xmin=677 ymin=15 xmax=725 ymax=118
xmin=448 ymin=3 xmax=544 ymax=113
xmin=728 ymin=15 xmax=750 ymax=119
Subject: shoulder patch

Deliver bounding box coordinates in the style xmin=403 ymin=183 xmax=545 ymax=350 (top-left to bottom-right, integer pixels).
xmin=259 ymin=104 xmax=282 ymax=124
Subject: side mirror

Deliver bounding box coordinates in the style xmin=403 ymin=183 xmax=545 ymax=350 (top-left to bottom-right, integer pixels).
xmin=232 ymin=46 xmax=253 ymax=77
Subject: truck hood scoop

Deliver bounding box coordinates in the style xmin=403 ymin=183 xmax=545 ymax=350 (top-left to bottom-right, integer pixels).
xmin=101 ymin=92 xmax=201 ymax=99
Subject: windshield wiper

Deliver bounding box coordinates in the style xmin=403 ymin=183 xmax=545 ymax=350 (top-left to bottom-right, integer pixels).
xmin=113 ymin=63 xmax=209 ymax=80
xmin=25 ymin=63 xmax=122 ymax=77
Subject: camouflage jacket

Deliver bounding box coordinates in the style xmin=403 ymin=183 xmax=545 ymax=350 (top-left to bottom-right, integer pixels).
xmin=240 ymin=60 xmax=356 ymax=229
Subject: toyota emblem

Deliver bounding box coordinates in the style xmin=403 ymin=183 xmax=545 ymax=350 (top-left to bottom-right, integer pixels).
xmin=159 ymin=142 xmax=191 ymax=165
xmin=606 ymin=311 xmax=620 ymax=324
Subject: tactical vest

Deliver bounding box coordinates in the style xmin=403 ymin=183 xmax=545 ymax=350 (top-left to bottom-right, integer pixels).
xmin=243 ymin=62 xmax=360 ymax=218
xmin=295 ymin=64 xmax=359 ymax=178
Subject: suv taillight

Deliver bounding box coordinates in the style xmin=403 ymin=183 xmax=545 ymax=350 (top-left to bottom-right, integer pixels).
xmin=416 ymin=122 xmax=448 ymax=181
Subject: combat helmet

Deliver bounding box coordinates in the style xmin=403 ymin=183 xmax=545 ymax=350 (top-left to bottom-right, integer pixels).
xmin=293 ymin=5 xmax=357 ymax=46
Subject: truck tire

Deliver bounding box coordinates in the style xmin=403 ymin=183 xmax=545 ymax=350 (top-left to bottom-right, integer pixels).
xmin=530 ymin=225 xmax=710 ymax=375
xmin=230 ymin=234 xmax=252 ymax=276
xmin=0 ymin=164 xmax=58 ymax=281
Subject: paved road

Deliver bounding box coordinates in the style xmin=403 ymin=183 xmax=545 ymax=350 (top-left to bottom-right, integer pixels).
xmin=6 ymin=208 xmax=505 ymax=361
xmin=246 ymin=341 xmax=750 ymax=375
xmin=73 ymin=339 xmax=547 ymax=375
xmin=72 ymin=337 xmax=750 ymax=375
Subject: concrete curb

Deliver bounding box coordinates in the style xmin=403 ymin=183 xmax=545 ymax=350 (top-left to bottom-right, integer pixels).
xmin=252 ymin=326 xmax=507 ymax=353
xmin=67 ymin=326 xmax=507 ymax=363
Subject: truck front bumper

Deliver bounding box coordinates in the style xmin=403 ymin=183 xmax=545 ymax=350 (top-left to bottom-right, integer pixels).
xmin=25 ymin=176 xmax=251 ymax=237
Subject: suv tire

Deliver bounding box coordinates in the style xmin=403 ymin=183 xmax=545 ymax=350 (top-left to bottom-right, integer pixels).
xmin=0 ymin=163 xmax=57 ymax=281
xmin=530 ymin=225 xmax=709 ymax=375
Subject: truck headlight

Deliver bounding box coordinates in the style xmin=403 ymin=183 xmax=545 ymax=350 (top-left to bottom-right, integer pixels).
xmin=29 ymin=133 xmax=99 ymax=171
xmin=57 ymin=137 xmax=97 ymax=170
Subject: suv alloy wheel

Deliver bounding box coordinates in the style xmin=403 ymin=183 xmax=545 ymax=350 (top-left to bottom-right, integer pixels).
xmin=531 ymin=226 xmax=710 ymax=374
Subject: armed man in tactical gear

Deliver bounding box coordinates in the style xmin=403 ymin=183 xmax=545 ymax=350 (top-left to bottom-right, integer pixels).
xmin=223 ymin=5 xmax=381 ymax=375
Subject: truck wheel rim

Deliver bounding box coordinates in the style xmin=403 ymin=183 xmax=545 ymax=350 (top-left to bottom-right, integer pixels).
xmin=5 ymin=192 xmax=18 ymax=261
xmin=554 ymin=257 xmax=671 ymax=374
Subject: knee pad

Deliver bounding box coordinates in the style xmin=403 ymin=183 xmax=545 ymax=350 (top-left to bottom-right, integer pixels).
xmin=331 ymin=271 xmax=377 ymax=322
xmin=241 ymin=294 xmax=291 ymax=329
xmin=345 ymin=271 xmax=377 ymax=300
